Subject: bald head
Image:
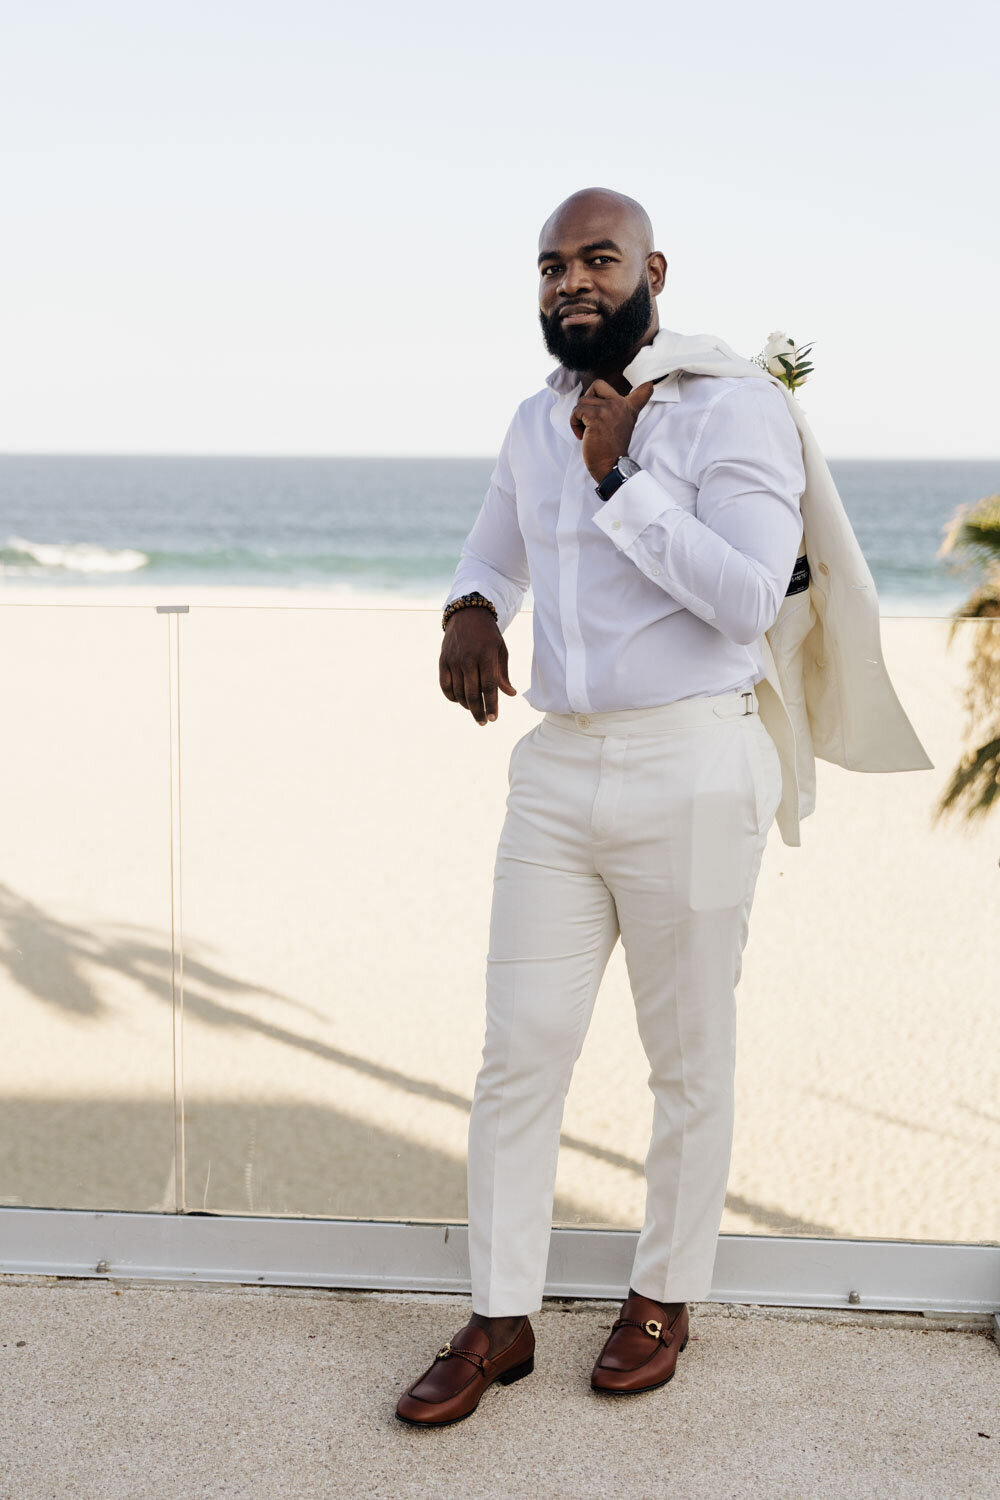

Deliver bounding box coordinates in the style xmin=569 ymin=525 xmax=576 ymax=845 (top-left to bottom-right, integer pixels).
xmin=539 ymin=188 xmax=655 ymax=259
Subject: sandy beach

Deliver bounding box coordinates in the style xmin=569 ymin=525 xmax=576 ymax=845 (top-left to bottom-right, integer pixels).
xmin=0 ymin=585 xmax=997 ymax=1251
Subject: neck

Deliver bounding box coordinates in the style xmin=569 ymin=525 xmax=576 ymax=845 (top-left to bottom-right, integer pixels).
xmin=578 ymin=317 xmax=660 ymax=395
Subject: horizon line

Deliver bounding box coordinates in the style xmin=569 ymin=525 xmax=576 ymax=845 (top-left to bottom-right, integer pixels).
xmin=1 ymin=450 xmax=999 ymax=465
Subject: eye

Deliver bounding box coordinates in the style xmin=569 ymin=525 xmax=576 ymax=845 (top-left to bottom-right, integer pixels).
xmin=540 ymin=264 xmax=562 ymax=277
xmin=589 ymin=256 xmax=614 ymax=265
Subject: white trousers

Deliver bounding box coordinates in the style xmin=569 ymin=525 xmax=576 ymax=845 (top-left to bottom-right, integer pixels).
xmin=466 ymin=686 xmax=784 ymax=1316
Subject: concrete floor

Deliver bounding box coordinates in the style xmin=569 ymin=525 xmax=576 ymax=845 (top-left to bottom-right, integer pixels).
xmin=0 ymin=1280 xmax=997 ymax=1499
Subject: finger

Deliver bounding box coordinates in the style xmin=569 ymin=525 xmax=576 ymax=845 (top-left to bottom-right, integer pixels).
xmin=583 ymin=379 xmax=619 ymax=400
xmin=439 ymin=658 xmax=457 ymax=702
xmin=482 ymin=663 xmax=499 ymax=722
xmin=625 ymin=380 xmax=656 ymax=413
xmin=497 ymin=646 xmax=517 ymax=697
xmin=462 ymin=662 xmax=486 ymax=725
xmin=451 ymin=659 xmax=469 ymax=710
xmin=569 ymin=400 xmax=603 ymax=438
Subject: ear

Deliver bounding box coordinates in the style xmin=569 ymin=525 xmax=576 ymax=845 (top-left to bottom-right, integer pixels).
xmin=647 ymin=252 xmax=667 ymax=297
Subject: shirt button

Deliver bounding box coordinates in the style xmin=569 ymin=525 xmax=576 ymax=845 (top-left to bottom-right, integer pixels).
xmin=611 ymin=520 xmax=622 ymax=530
xmin=651 ymin=566 xmax=661 ymax=575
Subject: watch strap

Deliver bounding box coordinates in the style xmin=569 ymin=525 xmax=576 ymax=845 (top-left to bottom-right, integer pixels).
xmin=596 ymin=457 xmax=639 ymax=502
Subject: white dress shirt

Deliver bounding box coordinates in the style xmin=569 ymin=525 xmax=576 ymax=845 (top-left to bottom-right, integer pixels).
xmin=444 ymin=342 xmax=806 ymax=714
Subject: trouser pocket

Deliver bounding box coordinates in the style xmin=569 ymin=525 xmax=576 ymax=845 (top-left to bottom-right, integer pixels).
xmin=688 ymin=718 xmax=778 ymax=911
xmin=743 ymin=717 xmax=783 ymax=834
xmin=507 ymin=724 xmax=538 ymax=783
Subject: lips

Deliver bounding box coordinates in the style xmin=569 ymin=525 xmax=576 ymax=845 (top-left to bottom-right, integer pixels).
xmin=559 ymin=304 xmax=602 ymax=325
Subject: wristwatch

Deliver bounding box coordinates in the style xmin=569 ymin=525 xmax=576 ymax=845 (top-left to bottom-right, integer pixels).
xmin=595 ymin=455 xmax=641 ymax=501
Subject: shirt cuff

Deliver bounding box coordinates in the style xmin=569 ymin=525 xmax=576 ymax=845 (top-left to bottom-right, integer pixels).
xmin=591 ymin=467 xmax=687 ymax=549
xmin=442 ymin=580 xmax=516 ymax=632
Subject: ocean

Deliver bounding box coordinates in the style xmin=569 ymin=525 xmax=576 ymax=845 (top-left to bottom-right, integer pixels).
xmin=1 ymin=455 xmax=997 ymax=615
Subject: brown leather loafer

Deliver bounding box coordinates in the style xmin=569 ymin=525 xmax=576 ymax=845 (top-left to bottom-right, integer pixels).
xmin=590 ymin=1293 xmax=689 ymax=1395
xmin=395 ymin=1317 xmax=535 ymax=1427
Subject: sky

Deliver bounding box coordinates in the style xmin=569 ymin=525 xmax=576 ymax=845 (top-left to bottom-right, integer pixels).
xmin=1 ymin=0 xmax=997 ymax=459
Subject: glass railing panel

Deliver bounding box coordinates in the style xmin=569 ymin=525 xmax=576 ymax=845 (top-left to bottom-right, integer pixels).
xmin=723 ymin=614 xmax=1000 ymax=1246
xmin=559 ymin=615 xmax=999 ymax=1246
xmin=554 ymin=614 xmax=1000 ymax=1245
xmin=179 ymin=604 xmax=535 ymax=1220
xmin=0 ymin=603 xmax=176 ymax=1211
xmin=179 ymin=606 xmax=999 ymax=1247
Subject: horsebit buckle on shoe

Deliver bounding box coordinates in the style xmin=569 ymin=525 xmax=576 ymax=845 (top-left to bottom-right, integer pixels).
xmin=436 ymin=1342 xmax=452 ymax=1359
xmin=643 ymin=1320 xmax=663 ymax=1338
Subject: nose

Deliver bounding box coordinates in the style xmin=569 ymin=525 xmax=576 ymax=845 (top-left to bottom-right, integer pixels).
xmin=557 ymin=257 xmax=593 ymax=298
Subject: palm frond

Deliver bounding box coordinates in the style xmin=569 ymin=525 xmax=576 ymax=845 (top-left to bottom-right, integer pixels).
xmin=932 ymin=733 xmax=1000 ymax=822
xmin=939 ymin=493 xmax=1000 ymax=565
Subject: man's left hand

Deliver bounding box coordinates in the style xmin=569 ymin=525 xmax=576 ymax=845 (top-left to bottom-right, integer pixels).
xmin=570 ymin=380 xmax=655 ymax=482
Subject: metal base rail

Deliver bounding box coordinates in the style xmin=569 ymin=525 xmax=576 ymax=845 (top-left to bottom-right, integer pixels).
xmin=1 ymin=1208 xmax=998 ymax=1318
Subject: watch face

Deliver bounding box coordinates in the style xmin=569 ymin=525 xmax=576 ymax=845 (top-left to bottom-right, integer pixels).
xmin=618 ymin=457 xmax=640 ymax=479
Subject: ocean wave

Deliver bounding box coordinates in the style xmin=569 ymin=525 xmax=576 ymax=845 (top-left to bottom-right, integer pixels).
xmin=0 ymin=536 xmax=465 ymax=585
xmin=2 ymin=536 xmax=149 ymax=574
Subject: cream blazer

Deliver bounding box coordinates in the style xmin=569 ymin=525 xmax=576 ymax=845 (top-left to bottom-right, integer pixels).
xmin=624 ymin=329 xmax=934 ymax=847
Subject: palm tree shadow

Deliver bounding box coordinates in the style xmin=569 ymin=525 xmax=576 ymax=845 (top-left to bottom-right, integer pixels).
xmin=0 ymin=880 xmax=317 ymax=1021
xmin=0 ymin=879 xmax=840 ymax=1237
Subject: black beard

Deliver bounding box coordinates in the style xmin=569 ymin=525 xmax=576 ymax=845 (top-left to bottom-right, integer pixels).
xmin=539 ymin=275 xmax=654 ymax=376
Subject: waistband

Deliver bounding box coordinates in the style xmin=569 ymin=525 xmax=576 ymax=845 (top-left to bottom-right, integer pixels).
xmin=543 ymin=687 xmax=759 ymax=738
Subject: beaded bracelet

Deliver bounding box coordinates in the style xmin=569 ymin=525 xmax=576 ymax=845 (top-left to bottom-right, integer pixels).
xmin=442 ymin=592 xmax=499 ymax=631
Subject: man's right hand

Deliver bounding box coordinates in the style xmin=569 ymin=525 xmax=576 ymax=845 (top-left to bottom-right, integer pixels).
xmin=439 ymin=607 xmax=516 ymax=725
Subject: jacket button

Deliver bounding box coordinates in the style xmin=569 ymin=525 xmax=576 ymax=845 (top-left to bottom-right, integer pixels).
xmin=818 ymin=561 xmax=830 ymax=575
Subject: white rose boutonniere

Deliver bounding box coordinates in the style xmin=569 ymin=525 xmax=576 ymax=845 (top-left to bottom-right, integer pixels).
xmin=752 ymin=330 xmax=814 ymax=393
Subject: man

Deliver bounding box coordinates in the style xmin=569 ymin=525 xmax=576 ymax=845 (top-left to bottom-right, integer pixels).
xmin=395 ymin=187 xmax=803 ymax=1427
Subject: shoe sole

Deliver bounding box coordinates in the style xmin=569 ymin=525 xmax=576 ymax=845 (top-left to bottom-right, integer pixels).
xmin=395 ymin=1354 xmax=535 ymax=1428
xmin=590 ymin=1332 xmax=689 ymax=1396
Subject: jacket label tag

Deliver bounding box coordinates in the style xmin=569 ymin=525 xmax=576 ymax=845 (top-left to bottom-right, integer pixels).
xmin=785 ymin=554 xmax=811 ymax=596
